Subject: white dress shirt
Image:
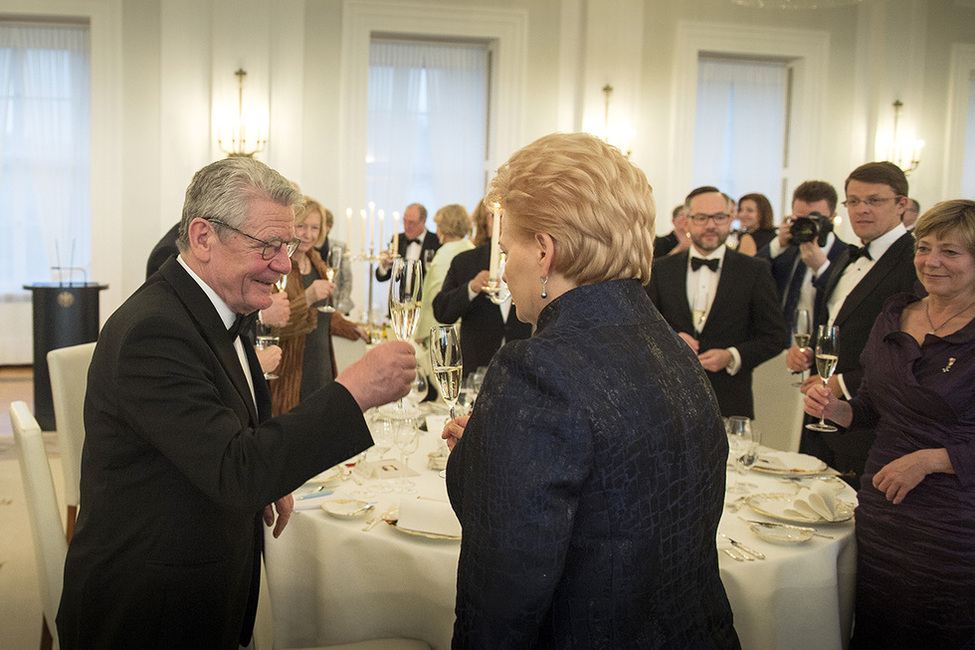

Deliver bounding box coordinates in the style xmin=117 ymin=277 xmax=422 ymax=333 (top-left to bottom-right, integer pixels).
xmin=177 ymin=255 xmax=257 ymax=410
xmin=686 ymin=245 xmax=741 ymax=375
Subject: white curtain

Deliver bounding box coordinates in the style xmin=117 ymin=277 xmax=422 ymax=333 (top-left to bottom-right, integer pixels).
xmin=367 ymin=39 xmax=489 ymax=244
xmin=0 ymin=22 xmax=90 ymax=294
xmin=963 ymin=75 xmax=975 ymax=200
xmin=692 ymin=57 xmax=788 ymax=213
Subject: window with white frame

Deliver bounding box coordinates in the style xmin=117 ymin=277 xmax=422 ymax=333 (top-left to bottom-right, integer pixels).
xmin=692 ymin=56 xmax=791 ymax=219
xmin=367 ymin=38 xmax=490 ymax=242
xmin=0 ymin=21 xmax=91 ymax=293
xmin=963 ymin=74 xmax=975 ymax=199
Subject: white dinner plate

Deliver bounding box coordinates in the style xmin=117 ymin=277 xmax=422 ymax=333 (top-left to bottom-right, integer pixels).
xmin=307 ymin=466 xmax=343 ymax=485
xmin=753 ymin=452 xmax=829 ymax=476
xmin=383 ymin=508 xmax=461 ymax=541
xmin=320 ymin=498 xmax=375 ymax=518
xmin=748 ymin=522 xmax=815 ymax=544
xmin=746 ymin=492 xmax=854 ymax=524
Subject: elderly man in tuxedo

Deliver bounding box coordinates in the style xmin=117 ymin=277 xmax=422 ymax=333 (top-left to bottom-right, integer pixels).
xmin=375 ymin=202 xmax=441 ymax=280
xmin=57 ymin=157 xmax=414 ymax=649
xmin=788 ymin=162 xmax=918 ymax=482
xmin=758 ymin=180 xmax=849 ymax=332
xmin=647 ymin=186 xmax=788 ymax=418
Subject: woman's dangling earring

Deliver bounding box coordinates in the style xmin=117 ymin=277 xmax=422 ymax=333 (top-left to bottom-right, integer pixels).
xmin=540 ymin=276 xmax=548 ymax=299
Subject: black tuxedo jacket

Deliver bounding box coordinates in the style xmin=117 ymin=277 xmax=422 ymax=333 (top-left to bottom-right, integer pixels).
xmin=375 ymin=229 xmax=441 ymax=281
xmin=760 ymin=237 xmax=849 ymax=330
xmin=798 ymin=231 xmax=919 ymax=477
xmin=646 ymin=249 xmax=788 ymax=418
xmin=57 ymin=257 xmax=372 ymax=648
xmin=432 ymin=244 xmax=533 ymax=376
xmin=146 ymin=222 xmax=180 ymax=279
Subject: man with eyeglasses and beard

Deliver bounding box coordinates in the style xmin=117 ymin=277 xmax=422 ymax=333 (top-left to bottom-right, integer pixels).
xmin=647 ymin=186 xmax=788 ymax=419
xmin=788 ymin=161 xmax=920 ymax=484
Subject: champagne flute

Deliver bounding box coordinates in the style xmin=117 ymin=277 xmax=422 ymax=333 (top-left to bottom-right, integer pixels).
xmin=393 ymin=417 xmax=419 ymax=492
xmin=274 ymin=273 xmax=288 ymax=293
xmin=319 ymin=245 xmax=343 ymax=313
xmin=806 ymin=325 xmax=840 ymax=433
xmin=255 ymin=323 xmax=280 ymax=380
xmin=389 ymin=258 xmax=423 ymax=410
xmin=792 ymin=309 xmax=812 ymax=386
xmin=429 ymin=325 xmax=463 ymax=419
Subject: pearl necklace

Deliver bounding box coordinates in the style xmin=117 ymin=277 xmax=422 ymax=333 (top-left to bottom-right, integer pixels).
xmin=925 ymin=297 xmax=975 ymax=335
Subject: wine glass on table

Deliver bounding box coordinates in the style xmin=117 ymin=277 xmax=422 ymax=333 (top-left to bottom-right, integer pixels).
xmin=806 ymin=325 xmax=840 ymax=433
xmin=726 ymin=416 xmax=759 ymax=493
xmin=393 ymin=417 xmax=420 ymax=492
xmin=792 ymin=309 xmax=812 ymax=386
xmin=254 ymin=323 xmax=280 ymax=380
xmin=429 ymin=325 xmax=463 ymax=420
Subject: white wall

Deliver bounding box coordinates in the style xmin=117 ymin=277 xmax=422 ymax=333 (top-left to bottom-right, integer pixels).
xmin=2 ymin=0 xmax=974 ymax=362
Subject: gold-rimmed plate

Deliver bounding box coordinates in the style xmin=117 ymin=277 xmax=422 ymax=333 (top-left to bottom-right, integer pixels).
xmin=746 ymin=492 xmax=854 ymax=524
xmin=307 ymin=466 xmax=343 ymax=485
xmin=748 ymin=521 xmax=815 ymax=544
xmin=383 ymin=509 xmax=461 ymax=541
xmin=753 ymin=452 xmax=829 ymax=476
xmin=321 ymin=498 xmax=375 ymax=518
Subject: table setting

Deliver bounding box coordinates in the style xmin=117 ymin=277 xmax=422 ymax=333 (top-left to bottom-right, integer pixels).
xmin=264 ymin=408 xmax=858 ymax=650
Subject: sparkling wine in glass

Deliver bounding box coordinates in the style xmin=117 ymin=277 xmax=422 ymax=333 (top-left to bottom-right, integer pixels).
xmin=429 ymin=325 xmax=463 ymax=419
xmin=320 ymin=245 xmax=343 ymax=313
xmin=255 ymin=323 xmax=280 ymax=380
xmin=792 ymin=309 xmax=812 ymax=386
xmin=388 ymin=258 xmax=422 ymax=341
xmin=806 ymin=325 xmax=840 ymax=433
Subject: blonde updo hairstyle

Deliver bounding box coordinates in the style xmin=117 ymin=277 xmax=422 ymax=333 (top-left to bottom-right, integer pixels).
xmin=434 ymin=204 xmax=472 ymax=240
xmin=294 ymin=195 xmax=329 ymax=248
xmin=485 ymin=132 xmax=656 ymax=285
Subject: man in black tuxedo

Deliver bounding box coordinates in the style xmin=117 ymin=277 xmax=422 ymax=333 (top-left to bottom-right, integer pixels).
xmin=647 ymin=186 xmax=788 ymax=418
xmin=57 ymin=157 xmax=414 ymax=648
xmin=432 ymin=210 xmax=532 ymax=376
xmin=375 ymin=202 xmax=440 ymax=281
xmin=789 ymin=162 xmax=919 ymax=481
xmin=757 ymin=181 xmax=849 ymax=332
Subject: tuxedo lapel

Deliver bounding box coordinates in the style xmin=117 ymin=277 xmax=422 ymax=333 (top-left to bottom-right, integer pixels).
xmin=159 ymin=258 xmax=261 ymax=426
xmin=832 ymin=233 xmax=913 ymax=327
xmin=664 ymin=252 xmax=695 ymax=333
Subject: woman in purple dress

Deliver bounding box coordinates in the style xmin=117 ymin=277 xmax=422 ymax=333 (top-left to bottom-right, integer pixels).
xmin=805 ymin=199 xmax=975 ymax=648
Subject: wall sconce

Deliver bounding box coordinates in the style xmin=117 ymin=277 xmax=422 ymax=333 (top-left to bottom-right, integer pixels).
xmin=218 ymin=68 xmax=267 ymax=158
xmin=887 ymin=99 xmax=924 ymax=175
xmin=600 ymin=84 xmax=635 ymax=158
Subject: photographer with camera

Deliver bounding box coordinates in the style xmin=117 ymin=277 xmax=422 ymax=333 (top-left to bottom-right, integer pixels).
xmin=758 ymin=180 xmax=849 ymax=332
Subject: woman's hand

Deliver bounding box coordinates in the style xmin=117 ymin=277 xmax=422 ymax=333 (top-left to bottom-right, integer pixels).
xmin=873 ymin=449 xmax=954 ymax=504
xmin=803 ymin=383 xmax=853 ymax=427
xmin=442 ymin=415 xmax=470 ymax=451
xmin=305 ymin=279 xmax=335 ymax=305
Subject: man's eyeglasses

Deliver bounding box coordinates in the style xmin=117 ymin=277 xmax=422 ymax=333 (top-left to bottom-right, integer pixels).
xmin=207 ymin=219 xmax=301 ymax=260
xmin=688 ymin=212 xmax=732 ymax=225
xmin=841 ymin=196 xmax=900 ymax=209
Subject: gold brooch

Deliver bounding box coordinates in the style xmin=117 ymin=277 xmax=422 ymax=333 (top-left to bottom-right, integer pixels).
xmin=942 ymin=357 xmax=956 ymax=373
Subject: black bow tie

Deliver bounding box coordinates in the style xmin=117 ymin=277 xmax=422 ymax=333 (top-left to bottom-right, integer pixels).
xmin=691 ymin=257 xmax=720 ymax=272
xmin=405 ymin=238 xmax=421 ymax=246
xmin=228 ymin=312 xmax=258 ymax=341
xmin=847 ymin=244 xmax=872 ymax=263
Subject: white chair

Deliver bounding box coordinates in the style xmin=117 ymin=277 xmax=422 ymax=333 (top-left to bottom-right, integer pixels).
xmin=47 ymin=341 xmax=96 ymax=541
xmin=11 ymin=400 xmax=68 ymax=650
xmin=751 ymin=351 xmax=805 ymax=452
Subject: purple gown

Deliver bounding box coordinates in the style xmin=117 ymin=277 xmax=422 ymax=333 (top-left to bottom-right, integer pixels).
xmin=848 ymin=293 xmax=975 ymax=648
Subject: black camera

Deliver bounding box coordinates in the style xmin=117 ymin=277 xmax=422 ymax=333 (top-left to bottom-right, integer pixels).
xmin=789 ymin=212 xmax=833 ymax=247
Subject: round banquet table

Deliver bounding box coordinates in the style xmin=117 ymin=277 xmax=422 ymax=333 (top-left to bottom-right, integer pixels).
xmin=263 ymin=409 xmax=857 ymax=650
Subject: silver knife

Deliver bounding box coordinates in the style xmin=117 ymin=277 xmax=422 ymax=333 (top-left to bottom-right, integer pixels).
xmin=741 ymin=518 xmax=834 ymax=539
xmin=719 ymin=532 xmax=765 ymax=559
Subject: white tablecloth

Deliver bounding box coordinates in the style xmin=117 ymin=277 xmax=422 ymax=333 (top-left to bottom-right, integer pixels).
xmin=264 ymin=422 xmax=856 ymax=650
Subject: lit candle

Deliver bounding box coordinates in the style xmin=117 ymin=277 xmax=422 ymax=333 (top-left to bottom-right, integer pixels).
xmin=361 ymin=209 xmax=368 ymax=254
xmin=378 ymin=209 xmax=385 ymax=253
xmin=489 ymin=202 xmax=502 ymax=280
xmin=368 ymin=201 xmax=376 ymax=252
xmin=392 ymin=211 xmax=400 ymax=255
xmin=345 ymin=208 xmax=353 ymax=253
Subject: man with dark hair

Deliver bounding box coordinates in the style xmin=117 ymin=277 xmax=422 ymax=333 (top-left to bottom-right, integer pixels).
xmin=789 ymin=161 xmax=919 ymax=482
xmin=647 ymin=186 xmax=787 ymax=418
xmin=758 ymin=180 xmax=849 ymax=331
xmin=57 ymin=157 xmax=414 ymax=648
xmin=375 ymin=202 xmax=440 ymax=280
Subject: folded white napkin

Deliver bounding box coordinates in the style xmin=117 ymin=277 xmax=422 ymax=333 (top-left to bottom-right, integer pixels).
xmin=758 ymin=451 xmax=826 ymax=472
xmin=784 ymin=484 xmax=839 ymax=521
xmin=398 ymin=496 xmax=461 ymax=537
